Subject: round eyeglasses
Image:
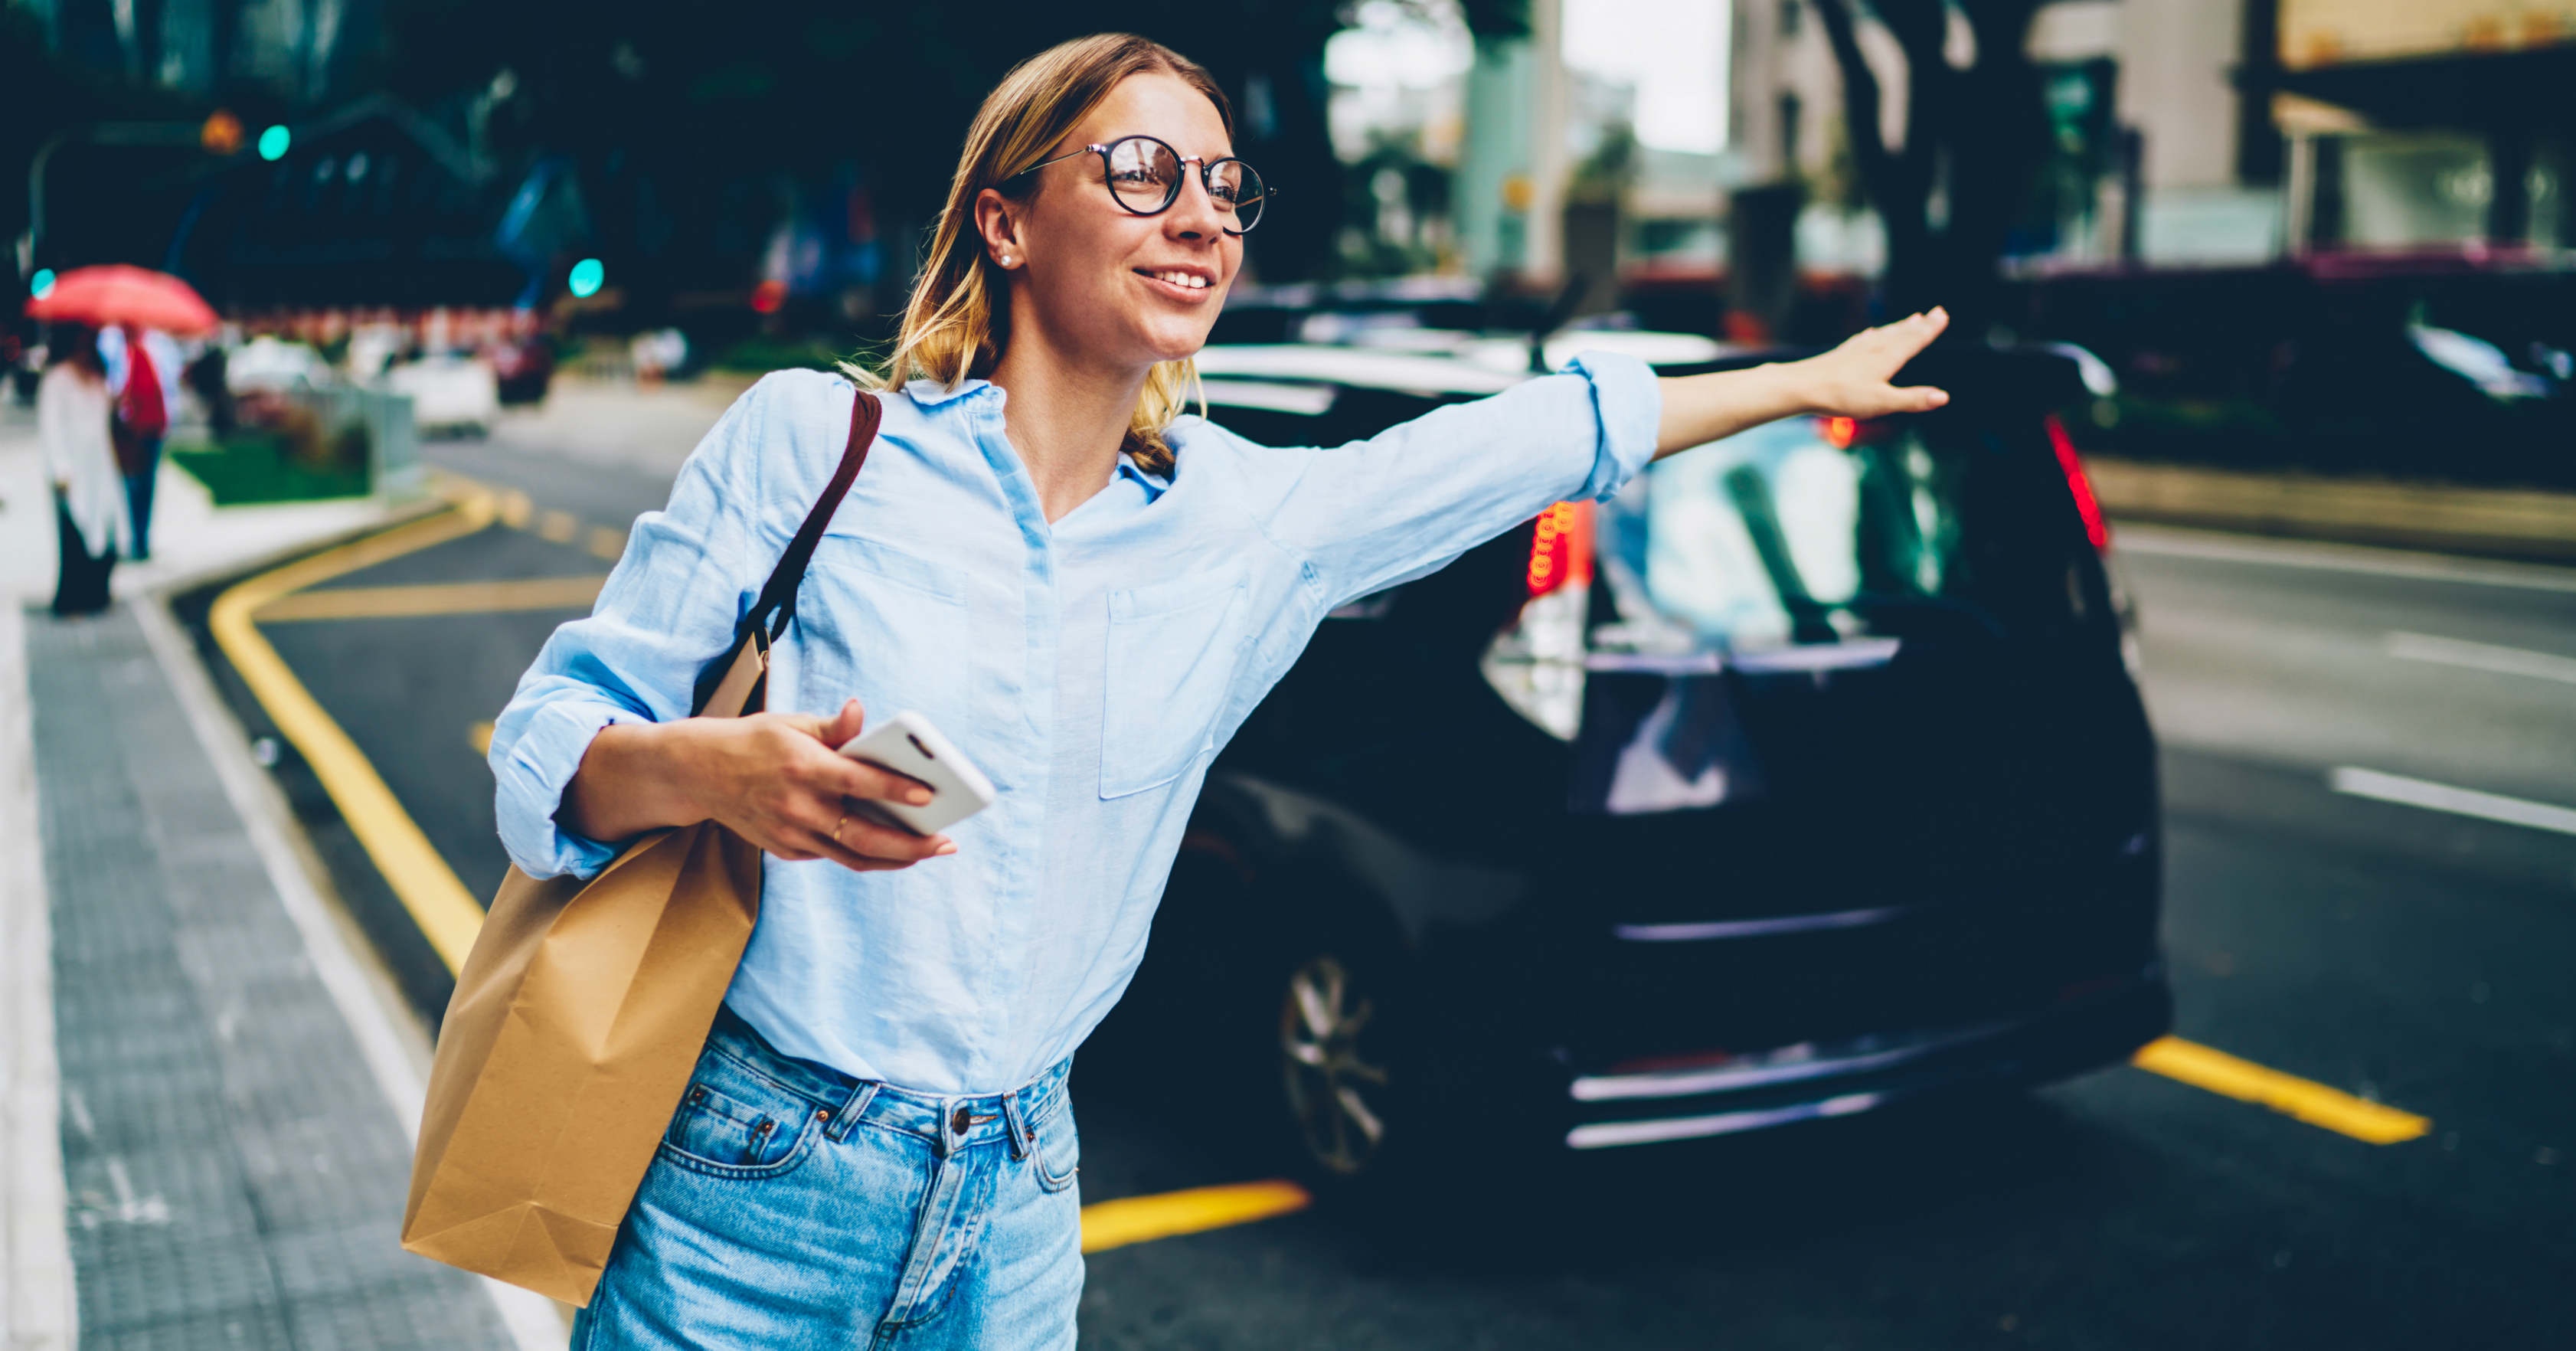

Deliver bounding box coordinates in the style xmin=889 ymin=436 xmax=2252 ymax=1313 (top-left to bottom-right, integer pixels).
xmin=1006 ymin=135 xmax=1270 ymax=235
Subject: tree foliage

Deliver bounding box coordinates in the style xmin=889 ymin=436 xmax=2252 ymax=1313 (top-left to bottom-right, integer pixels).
xmin=377 ymin=0 xmax=1356 ymax=292
xmin=1808 ymin=0 xmax=2052 ymax=324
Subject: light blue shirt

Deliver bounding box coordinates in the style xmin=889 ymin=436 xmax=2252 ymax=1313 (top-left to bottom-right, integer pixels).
xmin=492 ymin=355 xmax=1661 ymax=1094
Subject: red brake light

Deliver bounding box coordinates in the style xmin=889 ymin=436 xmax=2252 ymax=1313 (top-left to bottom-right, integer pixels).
xmin=1819 ymin=415 xmax=1858 ymax=449
xmin=750 ymin=279 xmax=788 ymax=314
xmin=1526 ymin=501 xmax=1594 ymax=597
xmin=2045 ymin=414 xmax=2110 ymax=551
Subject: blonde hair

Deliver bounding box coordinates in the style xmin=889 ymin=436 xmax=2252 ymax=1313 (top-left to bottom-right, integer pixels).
xmin=849 ymin=34 xmax=1232 ymax=477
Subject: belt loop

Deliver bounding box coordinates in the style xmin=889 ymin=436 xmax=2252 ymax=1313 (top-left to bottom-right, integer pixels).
xmin=1001 ymin=1088 xmax=1030 ymax=1160
xmin=822 ymin=1081 xmax=878 ymax=1143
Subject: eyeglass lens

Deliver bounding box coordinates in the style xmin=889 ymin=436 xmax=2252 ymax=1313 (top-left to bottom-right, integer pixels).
xmin=1103 ymin=137 xmax=1266 ymax=233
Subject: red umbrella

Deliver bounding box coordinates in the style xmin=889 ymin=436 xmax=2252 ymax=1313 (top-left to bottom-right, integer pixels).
xmin=25 ymin=264 xmax=219 ymax=335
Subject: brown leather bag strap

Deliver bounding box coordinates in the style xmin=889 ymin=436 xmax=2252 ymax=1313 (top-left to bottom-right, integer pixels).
xmin=691 ymin=388 xmax=881 ymax=715
xmin=747 ymin=388 xmax=881 ymax=642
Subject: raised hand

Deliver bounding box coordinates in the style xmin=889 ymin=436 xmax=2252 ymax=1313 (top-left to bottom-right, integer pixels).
xmin=1653 ymin=306 xmax=1953 ymax=460
xmin=1798 ymin=308 xmax=1952 ymax=420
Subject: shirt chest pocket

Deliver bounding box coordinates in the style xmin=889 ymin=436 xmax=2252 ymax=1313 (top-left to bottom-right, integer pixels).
xmin=799 ymin=535 xmax=970 ymax=728
xmin=1101 ymin=566 xmax=1250 ymax=799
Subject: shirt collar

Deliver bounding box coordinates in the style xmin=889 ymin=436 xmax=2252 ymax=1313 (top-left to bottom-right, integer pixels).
xmin=901 ymin=377 xmax=995 ymax=408
xmin=1114 ymin=453 xmax=1167 ymax=500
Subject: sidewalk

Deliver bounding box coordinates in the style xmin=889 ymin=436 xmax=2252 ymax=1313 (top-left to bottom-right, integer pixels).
xmin=2088 ymin=455 xmax=2576 ymax=564
xmin=2 ymin=402 xmax=559 ymax=1349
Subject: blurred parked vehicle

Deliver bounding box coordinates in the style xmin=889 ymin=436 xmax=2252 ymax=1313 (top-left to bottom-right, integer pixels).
xmin=225 ymin=335 xmax=331 ymax=393
xmin=1090 ymin=340 xmax=2169 ymax=1187
xmin=382 ymin=354 xmax=500 ymax=437
xmin=491 ymin=335 xmax=555 ymax=406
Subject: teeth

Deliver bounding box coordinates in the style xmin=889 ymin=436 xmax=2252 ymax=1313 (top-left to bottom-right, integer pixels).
xmin=1151 ymin=270 xmax=1208 ymax=290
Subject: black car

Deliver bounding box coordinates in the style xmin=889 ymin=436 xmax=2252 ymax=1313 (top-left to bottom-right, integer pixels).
xmin=1087 ymin=339 xmax=2169 ymax=1183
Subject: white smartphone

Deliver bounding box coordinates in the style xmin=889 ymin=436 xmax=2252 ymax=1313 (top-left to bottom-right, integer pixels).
xmin=836 ymin=710 xmax=997 ymax=837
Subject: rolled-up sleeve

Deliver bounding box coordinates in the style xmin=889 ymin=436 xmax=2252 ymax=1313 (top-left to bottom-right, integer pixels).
xmin=1228 ymin=350 xmax=1659 ymax=609
xmin=488 ymin=376 xmax=790 ymax=878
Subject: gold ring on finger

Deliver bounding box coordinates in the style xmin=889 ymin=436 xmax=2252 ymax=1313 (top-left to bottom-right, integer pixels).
xmin=832 ymin=813 xmax=848 ymax=845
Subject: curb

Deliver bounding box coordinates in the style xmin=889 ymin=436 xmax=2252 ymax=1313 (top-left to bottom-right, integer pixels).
xmin=2087 ymin=456 xmax=2576 ymax=564
xmin=1 ymin=603 xmax=75 ymax=1351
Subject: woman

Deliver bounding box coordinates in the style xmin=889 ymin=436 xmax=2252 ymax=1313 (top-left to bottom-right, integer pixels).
xmin=100 ymin=322 xmax=183 ymax=560
xmin=493 ymin=34 xmax=1948 ymax=1349
xmin=38 ymin=324 xmax=130 ymax=617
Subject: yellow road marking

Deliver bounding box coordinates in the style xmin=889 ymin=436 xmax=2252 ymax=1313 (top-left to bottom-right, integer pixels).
xmin=208 ymin=482 xmax=497 ymax=974
xmin=1079 ymin=1180 xmax=1312 ymax=1254
xmin=536 ymin=509 xmax=580 ymax=542
xmin=469 ymin=721 xmax=495 ymax=756
xmin=254 ymin=575 xmax=609 ymax=622
xmin=494 ymin=487 xmax=533 ymax=529
xmin=587 ymin=525 xmax=628 ymax=561
xmin=2132 ymin=1036 xmax=2431 ymax=1144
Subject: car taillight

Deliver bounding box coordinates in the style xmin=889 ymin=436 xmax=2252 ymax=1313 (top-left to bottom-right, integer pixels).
xmin=1525 ymin=499 xmax=1594 ymax=596
xmin=2045 ymin=413 xmax=2110 ymax=551
xmin=1483 ymin=501 xmax=1592 ymax=741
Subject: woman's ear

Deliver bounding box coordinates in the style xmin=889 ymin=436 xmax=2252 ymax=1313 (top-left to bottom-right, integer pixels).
xmin=973 ymin=188 xmax=1024 ymax=270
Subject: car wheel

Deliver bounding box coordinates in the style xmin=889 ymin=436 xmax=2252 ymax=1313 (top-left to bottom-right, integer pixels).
xmin=1280 ymin=954 xmax=1393 ymax=1176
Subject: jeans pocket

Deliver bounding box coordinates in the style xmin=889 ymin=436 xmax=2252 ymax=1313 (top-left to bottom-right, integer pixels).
xmin=1029 ymin=1102 xmax=1080 ymax=1194
xmin=658 ymin=1045 xmax=828 ymax=1179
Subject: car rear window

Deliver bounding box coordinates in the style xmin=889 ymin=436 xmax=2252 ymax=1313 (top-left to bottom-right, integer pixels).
xmin=1597 ymin=414 xmax=2089 ymax=651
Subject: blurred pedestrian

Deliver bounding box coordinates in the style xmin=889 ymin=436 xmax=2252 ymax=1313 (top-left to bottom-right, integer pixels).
xmin=38 ymin=324 xmax=130 ymax=617
xmin=495 ymin=33 xmax=1948 ymax=1350
xmin=185 ymin=342 xmax=236 ymax=439
xmin=101 ymin=322 xmax=181 ymax=560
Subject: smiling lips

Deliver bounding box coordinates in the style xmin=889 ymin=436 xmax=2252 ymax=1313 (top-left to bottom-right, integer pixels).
xmin=1139 ymin=268 xmax=1214 ymax=293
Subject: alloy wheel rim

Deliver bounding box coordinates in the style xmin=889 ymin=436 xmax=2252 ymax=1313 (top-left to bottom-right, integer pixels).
xmin=1280 ymin=955 xmax=1389 ymax=1175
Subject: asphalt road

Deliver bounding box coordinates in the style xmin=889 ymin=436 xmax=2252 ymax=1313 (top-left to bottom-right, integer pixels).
xmin=178 ymin=388 xmax=2574 ymax=1349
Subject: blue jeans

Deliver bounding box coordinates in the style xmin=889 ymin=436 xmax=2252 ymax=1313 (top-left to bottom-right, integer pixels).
xmin=123 ymin=435 xmax=160 ymax=561
xmin=574 ymin=1009 xmax=1083 ymax=1349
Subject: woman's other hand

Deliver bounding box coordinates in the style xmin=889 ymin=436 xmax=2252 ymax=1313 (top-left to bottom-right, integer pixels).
xmin=1653 ymin=307 xmax=1952 ymax=460
xmin=558 ymin=698 xmax=956 ymax=872
xmin=1795 ymin=308 xmax=1952 ymax=420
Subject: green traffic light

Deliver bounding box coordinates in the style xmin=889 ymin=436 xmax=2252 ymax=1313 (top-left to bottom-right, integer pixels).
xmin=568 ymin=258 xmax=605 ymax=299
xmin=258 ymin=125 xmax=290 ymax=161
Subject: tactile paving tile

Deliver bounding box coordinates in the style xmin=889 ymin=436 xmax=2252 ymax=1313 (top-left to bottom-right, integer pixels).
xmin=27 ymin=606 xmax=513 ymax=1349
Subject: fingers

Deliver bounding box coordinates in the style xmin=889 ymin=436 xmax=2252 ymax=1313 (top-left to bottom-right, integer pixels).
xmin=837 ymin=757 xmax=935 ymax=808
xmin=819 ymin=698 xmax=865 ymax=750
xmin=774 ymin=698 xmax=866 ymax=750
xmin=798 ymin=807 xmax=956 ymax=873
xmin=1875 ymin=306 xmax=1947 ymax=359
xmin=1898 ymin=383 xmax=1950 ymax=411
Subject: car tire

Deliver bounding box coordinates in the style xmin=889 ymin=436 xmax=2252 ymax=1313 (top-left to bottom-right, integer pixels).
xmin=1278 ymin=952 xmax=1397 ymax=1178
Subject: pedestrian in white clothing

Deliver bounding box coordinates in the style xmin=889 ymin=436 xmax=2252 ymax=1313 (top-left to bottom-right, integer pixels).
xmin=38 ymin=324 xmax=130 ymax=616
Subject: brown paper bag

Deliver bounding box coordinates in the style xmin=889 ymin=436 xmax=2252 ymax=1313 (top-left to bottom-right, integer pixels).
xmin=401 ymin=391 xmax=879 ymax=1305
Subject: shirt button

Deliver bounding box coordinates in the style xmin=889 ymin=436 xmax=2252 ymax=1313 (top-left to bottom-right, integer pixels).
xmin=951 ymin=1105 xmax=971 ymax=1136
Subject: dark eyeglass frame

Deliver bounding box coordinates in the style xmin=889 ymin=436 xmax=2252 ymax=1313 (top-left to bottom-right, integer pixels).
xmin=1005 ymin=134 xmax=1272 ymax=236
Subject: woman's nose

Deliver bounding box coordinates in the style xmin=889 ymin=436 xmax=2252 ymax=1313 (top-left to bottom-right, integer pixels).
xmin=1164 ymin=170 xmax=1228 ymax=240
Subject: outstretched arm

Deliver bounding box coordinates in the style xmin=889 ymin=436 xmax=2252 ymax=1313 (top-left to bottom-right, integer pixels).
xmin=1654 ymin=308 xmax=1952 ymax=460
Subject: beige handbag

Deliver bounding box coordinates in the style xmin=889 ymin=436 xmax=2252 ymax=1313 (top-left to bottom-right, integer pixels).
xmin=401 ymin=391 xmax=881 ymax=1305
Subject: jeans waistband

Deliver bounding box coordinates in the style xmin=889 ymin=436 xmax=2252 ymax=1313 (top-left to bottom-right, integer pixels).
xmin=705 ymin=1005 xmax=1071 ymax=1155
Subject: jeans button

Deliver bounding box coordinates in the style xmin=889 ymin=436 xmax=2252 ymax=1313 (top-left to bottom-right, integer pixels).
xmin=950 ymin=1105 xmax=970 ymax=1136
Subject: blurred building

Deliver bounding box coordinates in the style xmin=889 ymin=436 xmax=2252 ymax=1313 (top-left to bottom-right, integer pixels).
xmin=1730 ymin=0 xmax=2571 ymax=278
xmin=2274 ymin=0 xmax=2573 ymax=257
xmin=24 ymin=0 xmax=384 ymax=102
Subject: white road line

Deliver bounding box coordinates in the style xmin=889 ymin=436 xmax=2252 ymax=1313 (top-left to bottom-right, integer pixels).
xmin=2329 ymin=767 xmax=2576 ymax=837
xmin=2385 ymin=631 xmax=2576 ymax=687
xmin=2117 ymin=525 xmax=2576 ymax=595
